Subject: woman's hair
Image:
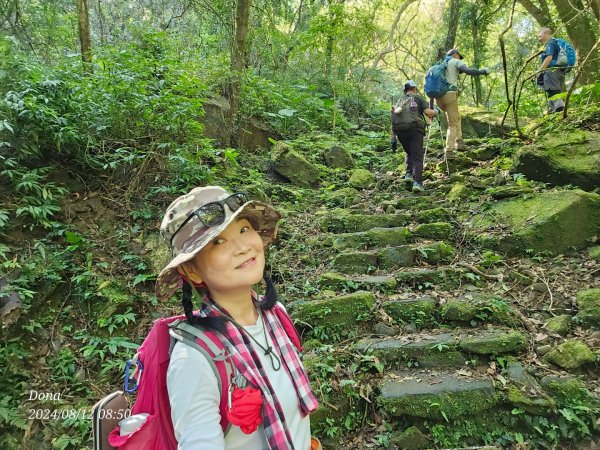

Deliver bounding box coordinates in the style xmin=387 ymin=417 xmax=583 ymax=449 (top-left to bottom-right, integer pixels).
xmin=182 ymin=272 xmax=278 ymax=332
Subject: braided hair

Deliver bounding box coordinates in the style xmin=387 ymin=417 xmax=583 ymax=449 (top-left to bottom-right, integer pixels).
xmin=181 ymin=272 xmax=278 ymax=332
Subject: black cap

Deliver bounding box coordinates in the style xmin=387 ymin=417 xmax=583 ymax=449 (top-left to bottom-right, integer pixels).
xmin=446 ymin=49 xmax=464 ymax=59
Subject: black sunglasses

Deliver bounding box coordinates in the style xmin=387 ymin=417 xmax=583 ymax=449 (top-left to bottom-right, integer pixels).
xmin=169 ymin=192 xmax=249 ymax=248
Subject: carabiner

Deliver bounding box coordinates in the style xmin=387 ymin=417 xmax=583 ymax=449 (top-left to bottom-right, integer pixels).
xmin=123 ymin=359 xmax=144 ymax=394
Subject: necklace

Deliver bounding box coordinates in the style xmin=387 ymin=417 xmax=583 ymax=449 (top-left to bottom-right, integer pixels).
xmin=214 ymin=302 xmax=281 ymax=372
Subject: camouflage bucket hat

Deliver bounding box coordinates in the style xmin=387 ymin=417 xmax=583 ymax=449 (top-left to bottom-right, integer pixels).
xmin=155 ymin=186 xmax=281 ymax=301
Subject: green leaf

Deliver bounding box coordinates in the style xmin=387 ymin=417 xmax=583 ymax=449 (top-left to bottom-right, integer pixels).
xmin=278 ymin=108 xmax=297 ymax=117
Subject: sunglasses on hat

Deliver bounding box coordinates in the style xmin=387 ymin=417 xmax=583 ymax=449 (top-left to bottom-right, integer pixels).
xmin=169 ymin=192 xmax=249 ymax=248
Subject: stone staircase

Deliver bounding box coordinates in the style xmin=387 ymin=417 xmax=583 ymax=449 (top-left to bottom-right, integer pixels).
xmin=286 ymin=138 xmax=599 ymax=448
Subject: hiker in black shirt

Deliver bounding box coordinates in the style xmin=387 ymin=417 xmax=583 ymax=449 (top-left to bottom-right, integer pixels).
xmin=390 ymin=80 xmax=438 ymax=193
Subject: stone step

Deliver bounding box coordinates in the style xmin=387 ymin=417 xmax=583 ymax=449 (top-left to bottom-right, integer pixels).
xmin=319 ymin=207 xmax=451 ymax=233
xmin=318 ymin=272 xmax=397 ymax=292
xmin=356 ymin=327 xmax=528 ymax=369
xmin=382 ymin=293 xmax=520 ymax=328
xmin=395 ymin=266 xmax=465 ymax=289
xmin=378 ymin=369 xmax=501 ymax=420
xmin=331 ymin=241 xmax=455 ymax=273
xmin=331 ymin=222 xmax=453 ymax=250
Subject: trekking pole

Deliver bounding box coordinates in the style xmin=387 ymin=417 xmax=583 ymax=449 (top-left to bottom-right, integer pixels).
xmin=423 ymin=119 xmax=433 ymax=169
xmin=437 ymin=117 xmax=450 ymax=175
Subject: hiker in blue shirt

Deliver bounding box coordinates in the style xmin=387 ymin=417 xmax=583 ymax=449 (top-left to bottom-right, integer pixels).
xmin=536 ymin=27 xmax=566 ymax=113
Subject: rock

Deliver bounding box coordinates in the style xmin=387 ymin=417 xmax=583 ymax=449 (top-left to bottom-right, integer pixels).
xmin=536 ymin=344 xmax=552 ymax=356
xmin=318 ymin=273 xmax=397 ymax=292
xmin=513 ymin=130 xmax=600 ymax=191
xmin=0 ymin=278 xmax=22 ymax=327
xmin=373 ymin=322 xmax=399 ymax=336
xmin=291 ymin=291 xmax=376 ymax=331
xmin=544 ymin=340 xmax=596 ymax=369
xmin=348 ymin=168 xmax=375 ymax=189
xmin=588 ymin=245 xmax=600 ymax=261
xmin=506 ymin=385 xmax=556 ymax=414
xmin=459 ymin=329 xmax=527 ymax=355
xmin=437 ymin=155 xmax=476 ymax=173
xmin=509 ymin=270 xmax=534 ymax=285
xmin=378 ymin=370 xmax=500 ymax=419
xmin=447 ymin=183 xmax=471 ymax=202
xmin=382 ymin=297 xmax=437 ymax=327
xmin=142 ymin=233 xmax=171 ymax=277
xmin=575 ymin=288 xmax=600 ymax=327
xmin=389 ymin=426 xmax=431 ymax=450
xmin=413 ymin=222 xmax=453 ymax=240
xmin=271 ymin=142 xmax=320 ymax=187
xmin=449 ymin=173 xmax=467 ymax=183
xmin=468 ymin=146 xmax=498 ymax=161
xmin=332 ymin=251 xmax=378 ymax=274
xmin=471 ymin=190 xmax=600 ymax=255
xmin=320 ymin=209 xmax=410 ymax=233
xmin=326 ymin=187 xmax=360 ymax=207
xmin=368 ymin=227 xmax=412 ymax=247
xmin=323 ymin=145 xmax=354 ymax=169
xmin=379 ymin=246 xmax=417 ymax=269
xmin=440 ymin=293 xmax=518 ymax=326
xmin=544 ymin=315 xmax=572 ymax=336
xmin=486 ymin=185 xmax=534 ymax=199
xmin=415 ymin=207 xmax=451 ymax=223
xmin=417 ymin=241 xmax=455 ymax=264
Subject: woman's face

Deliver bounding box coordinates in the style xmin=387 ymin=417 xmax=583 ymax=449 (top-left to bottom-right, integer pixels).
xmin=185 ymin=218 xmax=265 ymax=294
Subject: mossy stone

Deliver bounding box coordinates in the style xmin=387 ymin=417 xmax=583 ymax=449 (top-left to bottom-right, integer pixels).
xmin=513 ymin=131 xmax=600 ymax=191
xmin=379 ymin=246 xmax=417 ymax=269
xmin=588 ymin=246 xmax=600 ymax=261
xmin=575 ymin=288 xmax=600 ymax=327
xmin=447 ymin=183 xmax=470 ymax=202
xmin=544 ymin=314 xmax=572 ymax=336
xmin=486 ymin=185 xmax=534 ymax=199
xmin=389 ymin=426 xmax=430 ymax=450
xmin=348 ymin=168 xmax=374 ymax=189
xmin=331 ymin=232 xmax=369 ymax=250
xmin=320 ymin=210 xmax=410 ymax=233
xmin=326 ymin=187 xmax=360 ymax=207
xmin=418 ymin=241 xmax=455 ymax=264
xmin=292 ymin=291 xmax=376 ymax=330
xmin=415 ymin=207 xmax=451 ymax=223
xmin=324 ymin=145 xmax=354 ymax=169
xmin=382 ymin=297 xmax=437 ymax=326
xmin=507 ymin=385 xmax=556 ymax=414
xmin=413 ymin=222 xmax=453 ymax=240
xmin=459 ymin=329 xmax=527 ymax=355
xmin=544 ymin=340 xmax=597 ymax=369
xmin=332 ymin=251 xmax=378 ymax=274
xmin=471 ymin=190 xmax=600 ymax=255
xmin=272 ymin=142 xmax=320 ymax=187
xmin=367 ymin=227 xmax=411 ymax=247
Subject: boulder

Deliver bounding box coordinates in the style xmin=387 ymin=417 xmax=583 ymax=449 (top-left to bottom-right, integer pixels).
xmin=513 ymin=130 xmax=600 ymax=191
xmin=471 ymin=190 xmax=600 ymax=255
xmin=348 ymin=168 xmax=375 ymax=189
xmin=389 ymin=426 xmax=431 ymax=450
xmin=291 ymin=291 xmax=375 ymax=330
xmin=575 ymin=288 xmax=600 ymax=327
xmin=326 ymin=187 xmax=360 ymax=207
xmin=413 ymin=222 xmax=453 ymax=240
xmin=544 ymin=340 xmax=596 ymax=369
xmin=544 ymin=315 xmax=572 ymax=336
xmin=447 ymin=183 xmax=471 ymax=202
xmin=588 ymin=246 xmax=600 ymax=261
xmin=271 ymin=142 xmax=320 ymax=187
xmin=324 ymin=145 xmax=354 ymax=169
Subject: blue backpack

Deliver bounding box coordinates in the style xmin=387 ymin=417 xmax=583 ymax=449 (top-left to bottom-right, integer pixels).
xmin=424 ymin=60 xmax=454 ymax=99
xmin=548 ymin=38 xmax=576 ymax=72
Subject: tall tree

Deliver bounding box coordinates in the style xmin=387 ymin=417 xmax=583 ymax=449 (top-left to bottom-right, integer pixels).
xmin=229 ymin=0 xmax=250 ymax=146
xmin=436 ymin=0 xmax=461 ymax=61
xmin=76 ymin=0 xmax=92 ymax=73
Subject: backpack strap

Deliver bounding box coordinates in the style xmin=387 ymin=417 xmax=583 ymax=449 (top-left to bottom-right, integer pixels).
xmin=168 ymin=320 xmax=233 ymax=436
xmin=273 ymin=303 xmax=303 ymax=352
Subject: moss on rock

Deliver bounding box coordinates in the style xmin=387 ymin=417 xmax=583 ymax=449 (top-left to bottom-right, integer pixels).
xmin=320 ymin=210 xmax=410 ymax=233
xmin=413 ymin=222 xmax=453 ymax=240
xmin=544 ymin=314 xmax=572 ymax=336
xmin=506 ymin=385 xmax=556 ymax=415
xmin=272 ymin=142 xmax=320 ymax=187
xmin=332 ymin=251 xmax=378 ymax=274
xmin=382 ymin=297 xmax=437 ymax=327
xmin=544 ymin=340 xmax=597 ymax=369
xmin=447 ymin=183 xmax=471 ymax=202
xmin=575 ymin=288 xmax=600 ymax=327
xmin=415 ymin=207 xmax=451 ymax=223
xmin=367 ymin=227 xmax=412 ymax=247
xmin=292 ymin=291 xmax=376 ymax=329
xmin=418 ymin=241 xmax=455 ymax=264
xmin=326 ymin=187 xmax=360 ymax=207
xmin=389 ymin=426 xmax=431 ymax=450
xmin=324 ymin=145 xmax=354 ymax=169
xmin=348 ymin=168 xmax=375 ymax=189
xmin=588 ymin=246 xmax=600 ymax=261
xmin=459 ymin=329 xmax=527 ymax=355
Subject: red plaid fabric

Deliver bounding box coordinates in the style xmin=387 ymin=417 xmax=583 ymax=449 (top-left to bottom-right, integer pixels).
xmin=198 ymin=295 xmax=319 ymax=450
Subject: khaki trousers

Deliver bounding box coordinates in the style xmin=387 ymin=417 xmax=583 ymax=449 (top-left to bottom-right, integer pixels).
xmin=436 ymin=91 xmax=462 ymax=149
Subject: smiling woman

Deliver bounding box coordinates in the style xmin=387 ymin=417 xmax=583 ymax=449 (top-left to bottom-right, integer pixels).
xmin=153 ymin=186 xmax=320 ymax=450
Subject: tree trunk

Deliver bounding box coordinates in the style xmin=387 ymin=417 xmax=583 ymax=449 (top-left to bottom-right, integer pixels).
xmin=472 ymin=24 xmax=482 ymax=105
xmin=517 ymin=0 xmax=554 ymax=27
xmin=436 ymin=0 xmax=461 ymax=61
xmin=551 ymin=0 xmax=599 ymax=84
xmin=325 ymin=0 xmax=345 ymax=79
xmin=76 ymin=0 xmax=93 ymax=73
xmin=229 ymin=0 xmax=250 ymax=147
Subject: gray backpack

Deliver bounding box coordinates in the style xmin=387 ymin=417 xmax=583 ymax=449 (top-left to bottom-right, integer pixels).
xmin=392 ymin=95 xmax=422 ymax=132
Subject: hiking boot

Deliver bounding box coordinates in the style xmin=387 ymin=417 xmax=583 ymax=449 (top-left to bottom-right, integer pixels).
xmin=404 ymin=172 xmax=414 ymax=183
xmin=412 ymin=182 xmax=424 ymax=193
xmin=456 ymin=140 xmax=468 ymax=151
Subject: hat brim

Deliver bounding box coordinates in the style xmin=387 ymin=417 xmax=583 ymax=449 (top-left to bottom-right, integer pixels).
xmin=155 ymin=200 xmax=281 ymax=301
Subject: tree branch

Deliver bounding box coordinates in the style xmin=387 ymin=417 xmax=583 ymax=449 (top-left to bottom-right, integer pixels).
xmin=371 ymin=0 xmax=418 ymax=70
xmin=562 ymin=35 xmax=600 ymax=118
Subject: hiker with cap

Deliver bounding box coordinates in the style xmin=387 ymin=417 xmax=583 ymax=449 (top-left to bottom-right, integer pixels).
xmin=534 ymin=27 xmax=566 ymax=113
xmin=435 ymin=49 xmax=490 ymax=156
xmin=390 ymin=80 xmax=439 ymax=192
xmin=156 ymin=186 xmax=321 ymax=450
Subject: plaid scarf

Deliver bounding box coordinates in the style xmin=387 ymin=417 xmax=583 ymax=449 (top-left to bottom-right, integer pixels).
xmin=198 ymin=295 xmax=319 ymax=450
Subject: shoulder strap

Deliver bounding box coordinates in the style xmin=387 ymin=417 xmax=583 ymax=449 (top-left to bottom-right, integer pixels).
xmin=168 ymin=320 xmax=233 ymax=436
xmin=272 ymin=303 xmax=303 ymax=351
